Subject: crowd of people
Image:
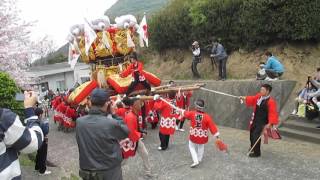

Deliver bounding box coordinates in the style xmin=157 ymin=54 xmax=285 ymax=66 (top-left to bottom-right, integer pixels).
xmin=73 ymin=82 xmax=279 ymax=180
xmin=190 ymin=38 xmax=286 ymax=82
xmin=291 ymin=68 xmax=320 ymax=128
xmin=1 ymin=40 xmax=316 ymax=180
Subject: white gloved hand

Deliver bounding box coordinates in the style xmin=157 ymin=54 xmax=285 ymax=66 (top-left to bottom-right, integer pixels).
xmin=153 ymin=94 xmax=160 ymax=101
xmin=115 ymin=95 xmax=122 ymax=105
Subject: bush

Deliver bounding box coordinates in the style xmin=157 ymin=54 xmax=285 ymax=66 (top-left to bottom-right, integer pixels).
xmin=149 ymin=0 xmax=320 ymax=52
xmin=0 ymin=72 xmax=24 ymax=116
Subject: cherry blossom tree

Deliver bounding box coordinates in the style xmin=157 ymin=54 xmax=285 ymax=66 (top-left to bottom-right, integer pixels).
xmin=0 ymin=0 xmax=34 ymax=87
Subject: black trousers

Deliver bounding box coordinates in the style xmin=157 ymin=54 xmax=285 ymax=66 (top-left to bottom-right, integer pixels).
xmin=176 ymin=119 xmax=185 ymax=129
xmin=126 ymin=78 xmax=151 ymax=96
xmin=151 ymin=122 xmax=158 ymax=129
xmin=159 ymin=132 xmax=170 ymax=150
xmin=218 ymin=58 xmax=228 ymax=79
xmin=249 ymin=125 xmax=264 ymax=155
xmin=265 ymin=69 xmax=283 ymax=79
xmin=35 ymin=141 xmax=48 ymax=173
xmin=191 ymin=58 xmax=201 ymax=78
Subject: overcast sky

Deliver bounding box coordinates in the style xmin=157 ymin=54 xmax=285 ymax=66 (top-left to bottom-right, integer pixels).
xmin=17 ymin=0 xmax=118 ymax=47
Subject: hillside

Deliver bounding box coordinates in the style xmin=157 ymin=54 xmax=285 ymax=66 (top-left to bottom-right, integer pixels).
xmin=32 ymin=43 xmax=68 ymax=66
xmin=105 ymin=0 xmax=168 ymax=17
xmin=142 ymin=42 xmax=320 ymax=89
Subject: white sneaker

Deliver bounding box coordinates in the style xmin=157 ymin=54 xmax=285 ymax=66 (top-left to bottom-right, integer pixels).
xmin=291 ymin=110 xmax=297 ymax=115
xmin=190 ymin=162 xmax=199 ymax=168
xmin=175 ymin=126 xmax=179 ymax=130
xmin=39 ymin=170 xmax=51 ymax=175
xmin=158 ymin=146 xmax=162 ymax=151
xmin=179 ymin=128 xmax=185 ymax=132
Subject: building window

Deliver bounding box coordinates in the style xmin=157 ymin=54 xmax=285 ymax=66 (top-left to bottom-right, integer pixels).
xmin=80 ymin=77 xmax=90 ymax=83
xmin=56 ymin=80 xmax=65 ymax=91
xmin=40 ymin=82 xmax=49 ymax=91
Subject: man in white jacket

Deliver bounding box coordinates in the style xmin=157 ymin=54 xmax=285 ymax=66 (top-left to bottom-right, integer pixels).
xmin=0 ymin=91 xmax=44 ymax=180
xmin=191 ymin=41 xmax=201 ymax=78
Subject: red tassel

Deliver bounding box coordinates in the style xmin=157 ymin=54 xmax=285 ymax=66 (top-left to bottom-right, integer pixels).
xmin=215 ymin=139 xmax=228 ymax=152
xmin=266 ymin=127 xmax=281 ymax=140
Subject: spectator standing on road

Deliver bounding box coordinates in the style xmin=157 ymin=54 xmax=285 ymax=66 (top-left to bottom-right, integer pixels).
xmin=76 ymin=88 xmax=129 ymax=180
xmin=0 ymin=91 xmax=44 ymax=179
xmin=34 ymin=108 xmax=51 ymax=175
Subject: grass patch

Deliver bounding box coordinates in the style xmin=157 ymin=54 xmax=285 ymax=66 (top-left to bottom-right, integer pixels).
xmin=19 ymin=154 xmax=35 ymax=166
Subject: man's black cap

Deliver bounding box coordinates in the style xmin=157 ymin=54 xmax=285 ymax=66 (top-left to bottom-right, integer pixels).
xmin=90 ymin=88 xmax=110 ymax=106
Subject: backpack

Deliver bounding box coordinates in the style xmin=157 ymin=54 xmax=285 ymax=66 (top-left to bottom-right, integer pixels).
xmin=306 ymin=102 xmax=319 ymax=120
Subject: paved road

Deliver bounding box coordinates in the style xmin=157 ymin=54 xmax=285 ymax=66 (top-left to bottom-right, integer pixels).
xmin=22 ymin=116 xmax=320 ymax=180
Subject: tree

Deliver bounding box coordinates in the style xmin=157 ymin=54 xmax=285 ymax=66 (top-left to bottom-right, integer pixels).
xmin=31 ymin=35 xmax=57 ymax=64
xmin=0 ymin=0 xmax=34 ymax=87
xmin=0 ymin=72 xmax=21 ymax=108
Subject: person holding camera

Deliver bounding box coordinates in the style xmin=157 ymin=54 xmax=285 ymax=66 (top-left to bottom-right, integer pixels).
xmin=210 ymin=37 xmax=228 ymax=81
xmin=0 ymin=91 xmax=44 ymax=179
xmin=191 ymin=41 xmax=201 ymax=78
xmin=76 ymin=88 xmax=129 ymax=180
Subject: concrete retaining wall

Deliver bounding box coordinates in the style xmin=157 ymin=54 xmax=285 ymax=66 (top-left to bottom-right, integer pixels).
xmin=169 ymin=80 xmax=296 ymax=130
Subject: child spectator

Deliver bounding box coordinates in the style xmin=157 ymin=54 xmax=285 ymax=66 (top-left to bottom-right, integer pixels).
xmin=256 ymin=62 xmax=267 ymax=80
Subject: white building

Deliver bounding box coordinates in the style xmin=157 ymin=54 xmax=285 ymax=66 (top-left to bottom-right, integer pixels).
xmin=27 ymin=62 xmax=91 ymax=93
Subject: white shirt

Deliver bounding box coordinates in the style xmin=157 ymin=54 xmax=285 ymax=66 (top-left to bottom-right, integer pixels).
xmin=192 ymin=48 xmax=200 ymax=56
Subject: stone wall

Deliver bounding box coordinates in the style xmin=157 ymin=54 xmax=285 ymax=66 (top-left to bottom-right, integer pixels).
xmin=169 ymin=80 xmax=296 ymax=130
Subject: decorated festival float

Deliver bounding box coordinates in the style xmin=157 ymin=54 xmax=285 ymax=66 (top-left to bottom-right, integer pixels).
xmin=66 ymin=14 xmax=161 ymax=104
xmin=51 ymin=14 xmax=205 ymax=131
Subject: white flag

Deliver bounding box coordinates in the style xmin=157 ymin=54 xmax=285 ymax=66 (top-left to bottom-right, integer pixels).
xmin=84 ymin=18 xmax=97 ymax=55
xmin=101 ymin=31 xmax=111 ymax=50
xmin=68 ymin=43 xmax=80 ymax=69
xmin=127 ymin=30 xmax=135 ymax=48
xmin=138 ymin=14 xmax=149 ymax=47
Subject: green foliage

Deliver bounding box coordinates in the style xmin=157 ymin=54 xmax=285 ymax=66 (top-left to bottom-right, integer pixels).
xmin=149 ymin=0 xmax=320 ymax=51
xmin=47 ymin=53 xmax=68 ymax=64
xmin=149 ymin=0 xmax=193 ymax=50
xmin=105 ymin=0 xmax=169 ymax=18
xmin=0 ymin=72 xmax=22 ymax=110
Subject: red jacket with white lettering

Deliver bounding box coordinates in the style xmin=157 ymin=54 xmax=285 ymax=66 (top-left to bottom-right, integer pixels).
xmin=65 ymin=106 xmax=77 ymax=120
xmin=56 ymin=102 xmax=67 ymax=114
xmin=184 ymin=110 xmax=219 ymax=144
xmin=120 ymin=111 xmax=140 ymax=159
xmin=121 ymin=61 xmax=144 ymax=78
xmin=176 ymin=91 xmax=193 ymax=109
xmin=116 ymin=107 xmax=130 ymax=120
xmin=153 ymin=98 xmax=179 ymax=135
xmin=144 ymin=100 xmax=158 ymax=123
xmin=124 ymin=111 xmax=141 ymax=143
xmin=245 ymin=93 xmax=279 ymax=128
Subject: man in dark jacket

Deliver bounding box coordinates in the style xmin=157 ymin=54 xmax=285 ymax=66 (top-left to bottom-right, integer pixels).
xmin=76 ymin=88 xmax=129 ymax=180
xmin=34 ymin=108 xmax=51 ymax=175
xmin=210 ymin=37 xmax=228 ymax=81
